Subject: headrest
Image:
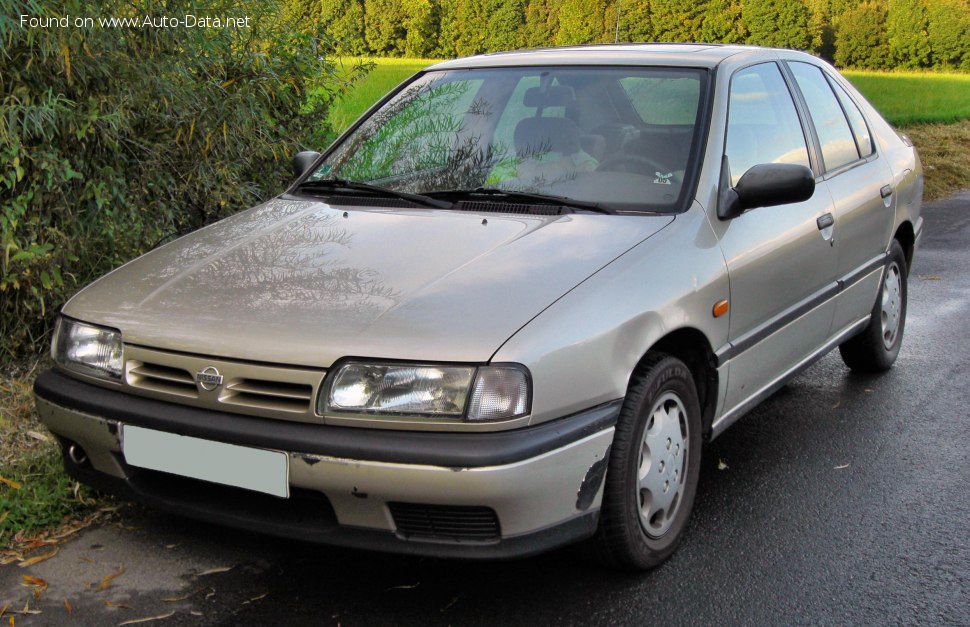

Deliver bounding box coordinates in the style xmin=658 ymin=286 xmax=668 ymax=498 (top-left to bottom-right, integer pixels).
xmin=523 ymin=85 xmax=576 ymax=108
xmin=514 ymin=117 xmax=581 ymax=156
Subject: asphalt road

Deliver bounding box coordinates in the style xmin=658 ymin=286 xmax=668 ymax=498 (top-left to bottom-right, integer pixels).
xmin=3 ymin=192 xmax=969 ymax=626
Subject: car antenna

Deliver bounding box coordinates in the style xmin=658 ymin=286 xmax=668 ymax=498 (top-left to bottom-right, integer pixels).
xmin=614 ymin=0 xmax=622 ymax=43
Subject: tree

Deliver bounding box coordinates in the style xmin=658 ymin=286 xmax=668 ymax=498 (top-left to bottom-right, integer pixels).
xmin=558 ymin=0 xmax=609 ymax=44
xmin=700 ymin=0 xmax=745 ymax=44
xmin=651 ymin=0 xmax=704 ymax=42
xmin=402 ymin=0 xmax=440 ymax=57
xmin=887 ymin=0 xmax=930 ymax=69
xmin=925 ymin=0 xmax=970 ymax=69
xmin=364 ymin=0 xmax=407 ymax=55
xmin=834 ymin=1 xmax=890 ymax=69
xmin=523 ymin=0 xmax=563 ymax=47
xmin=607 ymin=0 xmax=653 ymax=43
xmin=453 ymin=0 xmax=489 ymax=55
xmin=744 ymin=0 xmax=811 ymax=49
xmin=485 ymin=0 xmax=527 ymax=51
xmin=804 ymin=0 xmax=835 ymax=59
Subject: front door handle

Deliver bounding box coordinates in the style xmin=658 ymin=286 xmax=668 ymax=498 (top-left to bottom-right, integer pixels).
xmin=880 ymin=185 xmax=893 ymax=199
xmin=817 ymin=213 xmax=835 ymax=230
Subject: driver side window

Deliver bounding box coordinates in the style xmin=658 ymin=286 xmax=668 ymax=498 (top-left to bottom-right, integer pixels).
xmin=726 ymin=63 xmax=810 ymax=186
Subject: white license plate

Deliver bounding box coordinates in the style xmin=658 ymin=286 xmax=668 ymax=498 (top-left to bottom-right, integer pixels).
xmin=121 ymin=425 xmax=289 ymax=498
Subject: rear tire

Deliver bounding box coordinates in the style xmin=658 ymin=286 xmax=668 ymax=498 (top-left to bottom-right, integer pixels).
xmin=589 ymin=352 xmax=702 ymax=570
xmin=839 ymin=240 xmax=908 ymax=373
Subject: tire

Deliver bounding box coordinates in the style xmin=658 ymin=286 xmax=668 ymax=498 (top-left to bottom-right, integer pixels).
xmin=839 ymin=239 xmax=908 ymax=373
xmin=589 ymin=352 xmax=702 ymax=570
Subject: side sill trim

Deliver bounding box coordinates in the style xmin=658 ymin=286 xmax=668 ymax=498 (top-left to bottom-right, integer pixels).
xmin=709 ymin=315 xmax=870 ymax=439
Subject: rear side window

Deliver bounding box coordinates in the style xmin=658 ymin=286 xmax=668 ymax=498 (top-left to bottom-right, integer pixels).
xmin=788 ymin=62 xmax=859 ymax=171
xmin=827 ymin=76 xmax=874 ymax=158
xmin=725 ymin=63 xmax=810 ymax=186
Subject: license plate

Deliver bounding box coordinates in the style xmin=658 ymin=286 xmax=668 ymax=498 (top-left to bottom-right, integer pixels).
xmin=121 ymin=425 xmax=289 ymax=498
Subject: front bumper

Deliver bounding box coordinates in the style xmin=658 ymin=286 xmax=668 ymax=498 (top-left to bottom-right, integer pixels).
xmin=35 ymin=370 xmax=618 ymax=558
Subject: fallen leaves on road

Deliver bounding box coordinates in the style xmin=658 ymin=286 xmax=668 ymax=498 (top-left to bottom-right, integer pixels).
xmin=117 ymin=611 xmax=175 ymax=625
xmin=161 ymin=588 xmax=203 ymax=603
xmin=386 ymin=583 xmax=420 ymax=591
xmin=717 ymin=459 xmax=729 ymax=470
xmin=834 ymin=463 xmax=850 ymax=470
xmin=3 ymin=505 xmax=116 ymax=564
xmin=195 ymin=566 xmax=232 ymax=577
xmin=63 ymin=599 xmax=73 ymax=615
xmin=104 ymin=601 xmax=132 ymax=609
xmin=20 ymin=575 xmax=48 ymax=598
xmin=0 ymin=605 xmax=8 ymax=619
xmin=0 ymin=476 xmax=22 ymax=490
xmin=17 ymin=548 xmax=57 ymax=568
xmin=242 ymin=593 xmax=268 ymax=605
xmin=91 ymin=566 xmax=126 ymax=591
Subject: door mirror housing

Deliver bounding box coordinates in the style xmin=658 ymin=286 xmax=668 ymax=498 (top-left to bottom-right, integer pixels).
xmin=293 ymin=150 xmax=321 ymax=179
xmin=718 ymin=163 xmax=815 ymax=220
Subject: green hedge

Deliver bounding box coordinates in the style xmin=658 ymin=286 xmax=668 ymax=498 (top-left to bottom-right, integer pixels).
xmin=285 ymin=0 xmax=970 ymax=70
xmin=0 ymin=0 xmax=342 ymax=360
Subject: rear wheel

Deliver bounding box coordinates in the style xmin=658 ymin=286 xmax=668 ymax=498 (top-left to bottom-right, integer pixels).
xmin=839 ymin=240 xmax=908 ymax=372
xmin=590 ymin=352 xmax=702 ymax=570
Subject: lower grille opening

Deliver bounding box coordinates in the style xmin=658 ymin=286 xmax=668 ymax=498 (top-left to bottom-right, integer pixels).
xmin=388 ymin=502 xmax=500 ymax=542
xmin=124 ymin=465 xmax=339 ymax=535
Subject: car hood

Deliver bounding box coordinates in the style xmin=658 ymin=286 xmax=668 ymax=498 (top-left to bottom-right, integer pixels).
xmin=64 ymin=198 xmax=673 ymax=366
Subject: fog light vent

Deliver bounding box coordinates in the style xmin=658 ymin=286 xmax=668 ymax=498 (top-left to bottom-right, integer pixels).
xmin=388 ymin=502 xmax=500 ymax=541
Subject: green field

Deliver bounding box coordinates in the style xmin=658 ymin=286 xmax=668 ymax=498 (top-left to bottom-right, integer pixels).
xmin=328 ymin=57 xmax=439 ymax=132
xmin=327 ymin=59 xmax=970 ymax=131
xmin=844 ymin=71 xmax=970 ymax=126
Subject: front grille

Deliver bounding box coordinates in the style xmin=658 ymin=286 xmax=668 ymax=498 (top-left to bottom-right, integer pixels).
xmin=127 ymin=362 xmax=198 ymax=399
xmin=222 ymin=378 xmax=314 ymax=414
xmin=389 ymin=503 xmax=501 ymax=542
xmin=122 ymin=346 xmax=326 ymax=423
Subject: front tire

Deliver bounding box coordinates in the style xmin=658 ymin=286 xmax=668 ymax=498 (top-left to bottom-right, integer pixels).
xmin=839 ymin=239 xmax=908 ymax=372
xmin=590 ymin=352 xmax=702 ymax=570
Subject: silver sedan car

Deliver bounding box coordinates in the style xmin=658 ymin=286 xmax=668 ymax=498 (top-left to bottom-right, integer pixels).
xmin=36 ymin=43 xmax=922 ymax=570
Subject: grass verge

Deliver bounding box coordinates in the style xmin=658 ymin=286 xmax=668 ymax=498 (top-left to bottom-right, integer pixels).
xmin=0 ymin=363 xmax=107 ymax=554
xmin=901 ymin=120 xmax=970 ymax=201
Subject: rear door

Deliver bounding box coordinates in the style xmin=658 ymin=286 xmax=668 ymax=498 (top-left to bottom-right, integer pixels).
xmin=785 ymin=61 xmax=894 ymax=334
xmin=716 ymin=62 xmax=838 ymax=412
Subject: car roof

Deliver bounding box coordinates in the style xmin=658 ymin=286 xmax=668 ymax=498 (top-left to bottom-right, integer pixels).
xmin=426 ymin=43 xmax=790 ymax=71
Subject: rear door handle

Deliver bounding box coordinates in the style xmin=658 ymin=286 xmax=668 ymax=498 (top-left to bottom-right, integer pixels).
xmin=880 ymin=185 xmax=893 ymax=199
xmin=817 ymin=213 xmax=835 ymax=230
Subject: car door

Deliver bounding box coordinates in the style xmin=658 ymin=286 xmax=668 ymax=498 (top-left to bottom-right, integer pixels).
xmin=786 ymin=61 xmax=895 ymax=335
xmin=714 ymin=62 xmax=839 ymax=412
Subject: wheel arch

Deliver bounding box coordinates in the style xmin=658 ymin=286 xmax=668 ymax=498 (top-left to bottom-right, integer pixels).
xmin=634 ymin=327 xmax=718 ymax=438
xmin=893 ymin=220 xmax=915 ymax=275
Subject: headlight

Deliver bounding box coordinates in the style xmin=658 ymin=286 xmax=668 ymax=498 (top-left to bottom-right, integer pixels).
xmin=51 ymin=317 xmax=123 ymax=381
xmin=321 ymin=362 xmax=530 ymax=422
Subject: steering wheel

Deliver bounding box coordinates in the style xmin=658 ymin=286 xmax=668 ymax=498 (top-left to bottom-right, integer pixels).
xmin=597 ymin=154 xmax=673 ymax=177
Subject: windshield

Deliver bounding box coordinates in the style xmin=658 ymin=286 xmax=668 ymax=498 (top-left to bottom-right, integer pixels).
xmin=309 ymin=66 xmax=708 ymax=212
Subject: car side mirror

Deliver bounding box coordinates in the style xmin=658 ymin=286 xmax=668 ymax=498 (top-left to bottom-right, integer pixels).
xmin=293 ymin=150 xmax=321 ymax=179
xmin=718 ymin=162 xmax=815 ymax=220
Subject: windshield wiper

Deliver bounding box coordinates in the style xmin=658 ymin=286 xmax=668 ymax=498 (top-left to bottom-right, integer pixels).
xmin=295 ymin=179 xmax=452 ymax=209
xmin=425 ymin=187 xmax=614 ymax=214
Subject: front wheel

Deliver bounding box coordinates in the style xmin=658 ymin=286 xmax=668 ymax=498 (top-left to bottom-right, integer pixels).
xmin=589 ymin=352 xmax=702 ymax=570
xmin=839 ymin=239 xmax=908 ymax=372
